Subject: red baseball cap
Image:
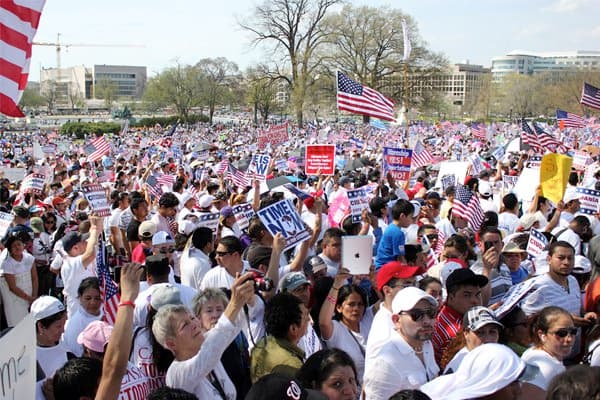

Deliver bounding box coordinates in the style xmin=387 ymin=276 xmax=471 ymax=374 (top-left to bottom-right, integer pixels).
xmin=377 ymin=261 xmax=422 ymax=291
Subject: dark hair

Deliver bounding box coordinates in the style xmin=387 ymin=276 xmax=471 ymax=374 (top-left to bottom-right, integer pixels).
xmin=36 ymin=309 xmax=67 ymax=332
xmin=4 ymin=235 xmax=24 ymax=255
xmin=480 ymin=211 xmax=498 ymax=229
xmin=265 ymin=292 xmax=304 ymax=339
xmin=296 ymin=349 xmax=357 ymax=390
xmin=478 ymin=225 xmax=501 ymax=241
xmin=53 ymin=357 xmax=102 ymax=400
xmin=548 ymin=241 xmax=575 ymax=256
xmin=77 ymin=277 xmax=101 ymax=297
xmin=418 ymin=276 xmax=442 ymax=292
xmin=502 ymin=193 xmax=518 ymax=211
xmin=311 ymin=276 xmax=334 ymax=337
xmin=247 ymin=217 xmax=266 ymax=241
xmin=572 ymin=215 xmax=591 ymax=228
xmin=536 ymin=195 xmax=549 ymax=211
xmin=568 ymin=171 xmax=579 ymax=186
xmin=322 ymin=227 xmax=343 ymax=245
xmin=146 ymin=254 xmax=170 ymax=278
xmin=341 ymin=216 xmax=361 ymax=236
xmin=369 ymin=197 xmax=388 ymax=218
xmin=334 ymin=285 xmax=367 ymax=321
xmin=130 ymin=196 xmax=148 ymax=211
xmin=159 ymin=192 xmax=179 ymax=208
xmin=546 ymin=365 xmax=600 ymax=400
xmin=147 ymin=387 xmax=198 ymax=400
xmin=388 ymin=390 xmax=432 ymax=400
xmin=391 ymin=199 xmax=414 ymax=220
xmin=530 ymin=306 xmax=573 ymax=346
xmin=191 ymin=227 xmax=213 ymax=250
xmin=218 ymin=236 xmax=243 ymax=255
xmin=443 ymin=234 xmax=469 ymax=256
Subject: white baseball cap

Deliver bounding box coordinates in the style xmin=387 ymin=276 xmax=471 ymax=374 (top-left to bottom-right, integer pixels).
xmin=30 ymin=296 xmax=65 ymax=321
xmin=391 ymin=287 xmax=437 ymax=314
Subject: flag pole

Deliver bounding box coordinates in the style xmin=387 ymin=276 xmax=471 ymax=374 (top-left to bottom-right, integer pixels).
xmin=404 ymin=61 xmax=409 ymax=146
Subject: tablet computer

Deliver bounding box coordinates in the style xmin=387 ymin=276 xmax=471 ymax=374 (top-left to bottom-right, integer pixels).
xmin=342 ymin=235 xmax=373 ymax=275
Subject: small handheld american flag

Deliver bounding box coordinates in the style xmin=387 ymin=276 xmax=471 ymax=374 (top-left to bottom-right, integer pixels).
xmin=96 ymin=238 xmax=120 ymax=325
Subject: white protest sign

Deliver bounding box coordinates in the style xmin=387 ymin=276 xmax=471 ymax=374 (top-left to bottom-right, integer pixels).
xmin=470 ymin=155 xmax=483 ymax=175
xmin=576 ymin=187 xmax=600 ymax=215
xmin=495 ymin=278 xmax=538 ymax=319
xmin=32 ymin=141 xmax=44 ymax=160
xmin=81 ymin=184 xmax=111 ymax=217
xmin=0 ymin=314 xmax=36 ymax=400
xmin=572 ymin=151 xmax=591 ymax=171
xmin=0 ymin=168 xmax=26 ymax=182
xmin=232 ymin=203 xmax=255 ymax=230
xmin=21 ymin=173 xmax=45 ymax=195
xmin=347 ymin=188 xmax=369 ymax=224
xmin=526 ymin=156 xmax=542 ymax=169
xmin=197 ymin=212 xmax=220 ymax=236
xmin=527 ymin=228 xmax=548 ymax=259
xmin=512 ymin=167 xmax=540 ymax=202
xmin=246 ymin=154 xmax=271 ymax=181
xmin=435 ymin=161 xmax=469 ymax=189
xmin=275 ymin=159 xmax=288 ymax=171
xmin=0 ymin=212 xmax=13 ymax=239
xmin=441 ymin=175 xmax=456 ymax=191
xmin=502 ymin=175 xmax=519 ymax=192
xmin=256 ymin=199 xmax=310 ymax=251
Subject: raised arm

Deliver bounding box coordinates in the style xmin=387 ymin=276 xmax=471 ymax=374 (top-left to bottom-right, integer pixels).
xmin=319 ymin=268 xmax=351 ymax=340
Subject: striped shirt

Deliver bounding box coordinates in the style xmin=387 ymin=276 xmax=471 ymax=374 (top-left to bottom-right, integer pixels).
xmin=471 ymin=261 xmax=513 ymax=306
xmin=432 ymin=305 xmax=463 ymax=363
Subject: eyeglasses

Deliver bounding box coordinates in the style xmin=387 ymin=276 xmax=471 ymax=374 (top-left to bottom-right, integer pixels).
xmin=550 ymin=327 xmax=578 ymax=338
xmin=400 ymin=308 xmax=437 ymax=322
xmin=425 ymin=234 xmax=438 ymax=241
xmin=215 ymin=250 xmax=233 ymax=257
xmin=159 ymin=247 xmax=176 ymax=254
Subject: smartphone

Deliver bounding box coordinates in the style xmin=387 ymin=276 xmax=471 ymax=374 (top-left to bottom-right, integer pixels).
xmin=484 ymin=241 xmax=494 ymax=252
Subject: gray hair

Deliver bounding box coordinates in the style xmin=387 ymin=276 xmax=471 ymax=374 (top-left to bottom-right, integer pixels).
xmin=151 ymin=304 xmax=190 ymax=350
xmin=191 ymin=288 xmax=229 ymax=317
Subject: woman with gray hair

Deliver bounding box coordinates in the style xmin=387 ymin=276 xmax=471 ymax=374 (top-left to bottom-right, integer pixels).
xmin=152 ymin=272 xmax=255 ymax=399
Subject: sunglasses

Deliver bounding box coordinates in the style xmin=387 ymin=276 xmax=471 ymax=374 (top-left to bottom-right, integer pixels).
xmin=425 ymin=234 xmax=438 ymax=241
xmin=400 ymin=308 xmax=437 ymax=322
xmin=550 ymin=327 xmax=578 ymax=338
xmin=159 ymin=247 xmax=176 ymax=254
xmin=215 ymin=250 xmax=233 ymax=257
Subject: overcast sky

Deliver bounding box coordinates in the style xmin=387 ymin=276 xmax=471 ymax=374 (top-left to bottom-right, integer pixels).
xmin=28 ymin=0 xmax=600 ymax=81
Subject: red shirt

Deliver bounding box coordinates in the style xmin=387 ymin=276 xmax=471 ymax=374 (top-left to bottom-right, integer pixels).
xmin=432 ymin=304 xmax=463 ymax=363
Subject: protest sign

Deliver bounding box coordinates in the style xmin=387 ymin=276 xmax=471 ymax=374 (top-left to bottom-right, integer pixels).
xmin=232 ymin=203 xmax=255 ymax=230
xmin=527 ymin=229 xmax=548 ymax=259
xmin=32 ymin=141 xmax=44 ymax=159
xmin=305 ymin=145 xmax=335 ymax=175
xmin=0 ymin=314 xmax=36 ymax=400
xmin=81 ymin=184 xmax=111 ymax=217
xmin=275 ymin=159 xmax=288 ymax=171
xmin=258 ymin=123 xmax=289 ymax=149
xmin=246 ymin=154 xmax=271 ymax=181
xmin=513 ymin=167 xmax=540 ymax=202
xmin=257 ymin=199 xmax=310 ymax=251
xmin=21 ymin=173 xmax=45 ymax=195
xmin=495 ymin=279 xmax=538 ymax=319
xmin=434 ymin=162 xmax=469 ymax=189
xmin=572 ymin=151 xmax=591 ymax=171
xmin=383 ymin=147 xmax=412 ymax=182
xmin=502 ymin=175 xmax=519 ymax=192
xmin=197 ymin=212 xmax=220 ymax=236
xmin=0 ymin=168 xmax=26 ymax=182
xmin=540 ymin=153 xmax=572 ymax=205
xmin=347 ymin=188 xmax=369 ymax=223
xmin=526 ymin=155 xmax=542 ymax=169
xmin=576 ymin=187 xmax=600 ymax=215
xmin=470 ymin=155 xmax=483 ymax=175
xmin=42 ymin=144 xmax=57 ymax=155
xmin=441 ymin=175 xmax=456 ymax=191
xmin=0 ymin=212 xmax=13 ymax=239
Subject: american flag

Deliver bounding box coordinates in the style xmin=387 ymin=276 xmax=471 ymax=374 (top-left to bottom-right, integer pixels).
xmin=86 ymin=136 xmax=111 ymax=162
xmin=96 ymin=239 xmax=120 ymax=325
xmin=336 ymin=71 xmax=395 ymax=122
xmin=227 ymin=164 xmax=249 ymax=188
xmin=350 ymin=137 xmax=364 ymax=149
xmin=412 ymin=140 xmax=434 ymax=169
xmin=216 ymin=159 xmax=229 ymax=175
xmin=581 ymin=82 xmax=600 ymax=111
xmin=452 ymin=185 xmax=484 ymax=231
xmin=421 ymin=234 xmax=438 ymax=270
xmin=471 ymin=124 xmax=487 ymax=140
xmin=521 ymin=120 xmax=542 ymax=151
xmin=556 ymin=109 xmax=585 ymax=128
xmin=157 ymin=173 xmax=176 ymax=190
xmin=532 ymin=122 xmax=568 ymax=153
xmin=145 ymin=175 xmax=163 ymax=199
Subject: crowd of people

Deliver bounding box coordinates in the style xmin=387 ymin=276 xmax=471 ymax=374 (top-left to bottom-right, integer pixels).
xmin=1 ymin=117 xmax=600 ymax=399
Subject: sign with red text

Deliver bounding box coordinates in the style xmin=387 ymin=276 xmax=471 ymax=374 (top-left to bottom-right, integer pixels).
xmin=383 ymin=147 xmax=412 ymax=182
xmin=576 ymin=187 xmax=600 ymax=215
xmin=305 ymin=144 xmax=336 ymax=175
xmin=81 ymin=184 xmax=111 ymax=217
xmin=258 ymin=123 xmax=289 ymax=149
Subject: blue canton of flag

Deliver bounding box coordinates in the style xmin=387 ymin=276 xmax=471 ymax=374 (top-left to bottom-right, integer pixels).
xmin=452 ymin=185 xmax=485 ymax=231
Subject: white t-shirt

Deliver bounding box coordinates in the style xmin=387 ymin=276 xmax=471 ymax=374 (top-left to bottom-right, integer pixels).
xmin=0 ymin=251 xmax=35 ymax=275
xmin=32 ymin=233 xmax=52 ymax=264
xmin=62 ymin=307 xmax=103 ymax=356
xmin=520 ymin=274 xmax=582 ymax=317
xmin=130 ymin=327 xmax=166 ymax=391
xmin=180 ymin=248 xmax=212 ymax=290
xmin=118 ymin=362 xmax=152 ymax=400
xmin=521 ymin=347 xmax=565 ymax=390
xmin=589 ymin=339 xmax=600 ymax=367
xmin=61 ymin=255 xmax=96 ymax=317
xmin=551 ymin=227 xmax=582 ymax=255
xmin=166 ymin=315 xmax=240 ymax=399
xmin=297 ymin=320 xmax=322 ymax=358
xmin=365 ymin=305 xmax=393 ymax=366
xmin=498 ymin=212 xmax=520 ymax=235
xmin=443 ymin=346 xmax=468 ymax=374
xmin=37 ymin=343 xmax=69 ymax=379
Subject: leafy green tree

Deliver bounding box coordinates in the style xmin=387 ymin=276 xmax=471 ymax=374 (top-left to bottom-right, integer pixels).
xmin=245 ymin=64 xmax=278 ymax=124
xmin=19 ymin=86 xmax=46 ymax=110
xmin=195 ymin=57 xmax=240 ymax=124
xmin=95 ymin=78 xmax=117 ymax=109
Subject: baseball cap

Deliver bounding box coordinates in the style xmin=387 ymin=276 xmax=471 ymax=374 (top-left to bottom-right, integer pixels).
xmin=52 ymin=197 xmax=66 ymax=207
xmin=213 ymin=191 xmax=228 ymax=201
xmin=377 ymin=261 xmax=422 ymax=291
xmin=391 ymin=286 xmax=438 ymax=313
xmin=574 ymin=255 xmax=592 ymax=274
xmin=280 ymin=272 xmax=310 ymax=292
xmin=12 ymin=205 xmax=29 ymax=219
xmin=138 ymin=220 xmax=157 ymax=239
xmin=220 ymin=206 xmax=234 ymax=218
xmin=501 ymin=242 xmax=526 ymax=254
xmin=62 ymin=231 xmax=86 ymax=253
xmin=440 ymin=258 xmax=468 ymax=287
xmin=519 ymin=212 xmax=542 ymax=231
xmin=29 ymin=217 xmax=44 ymax=234
xmin=246 ymin=245 xmax=272 ymax=269
xmin=198 ymin=194 xmax=215 ymax=208
xmin=77 ymin=320 xmax=113 ymax=353
xmin=150 ymin=284 xmax=183 ymax=310
xmin=152 ymin=231 xmax=174 ymax=246
xmin=30 ymin=296 xmax=65 ymax=321
xmin=478 ymin=181 xmax=492 ymax=197
xmin=245 ymin=374 xmax=327 ymax=400
xmin=410 ymin=200 xmax=421 ymax=218
xmin=445 ymin=269 xmax=488 ymax=291
xmin=463 ymin=306 xmax=503 ymax=332
xmin=339 ymin=176 xmax=352 ymax=187
xmin=307 ymin=256 xmax=327 ymax=274
xmin=303 ymin=196 xmax=316 ymax=209
xmin=178 ymin=192 xmax=194 ymax=210
xmin=563 ymin=190 xmax=581 ymax=204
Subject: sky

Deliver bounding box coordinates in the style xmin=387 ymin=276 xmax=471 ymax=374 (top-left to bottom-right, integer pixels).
xmin=28 ymin=0 xmax=600 ymax=81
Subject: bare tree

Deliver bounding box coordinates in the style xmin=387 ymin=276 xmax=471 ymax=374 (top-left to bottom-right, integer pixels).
xmin=195 ymin=57 xmax=240 ymax=124
xmin=240 ymin=0 xmax=341 ymax=126
xmin=246 ymin=64 xmax=278 ymax=124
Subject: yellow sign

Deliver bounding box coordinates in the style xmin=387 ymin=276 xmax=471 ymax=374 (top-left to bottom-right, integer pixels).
xmin=540 ymin=154 xmax=573 ymax=204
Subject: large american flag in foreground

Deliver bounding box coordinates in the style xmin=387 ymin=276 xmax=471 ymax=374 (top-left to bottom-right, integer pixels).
xmin=452 ymin=185 xmax=484 ymax=231
xmin=412 ymin=140 xmax=434 ymax=169
xmin=337 ymin=71 xmax=395 ymax=121
xmin=86 ymin=136 xmax=111 ymax=162
xmin=0 ymin=0 xmax=46 ymax=117
xmin=96 ymin=239 xmax=119 ymax=325
xmin=556 ymin=109 xmax=585 ymax=128
xmin=581 ymin=82 xmax=600 ymax=111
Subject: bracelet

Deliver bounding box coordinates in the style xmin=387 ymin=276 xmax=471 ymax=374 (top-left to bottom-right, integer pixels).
xmin=119 ymin=300 xmax=135 ymax=308
xmin=326 ymin=294 xmax=337 ymax=304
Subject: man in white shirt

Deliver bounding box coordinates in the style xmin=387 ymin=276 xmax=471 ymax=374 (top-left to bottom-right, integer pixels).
xmin=552 ymin=215 xmax=592 ymax=256
xmin=559 ymin=191 xmax=581 ymax=227
xmin=180 ymin=227 xmax=214 ymax=290
xmin=317 ymin=228 xmax=343 ymax=277
xmin=498 ymin=193 xmax=520 ymax=235
xmin=363 ymin=287 xmax=439 ymax=400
